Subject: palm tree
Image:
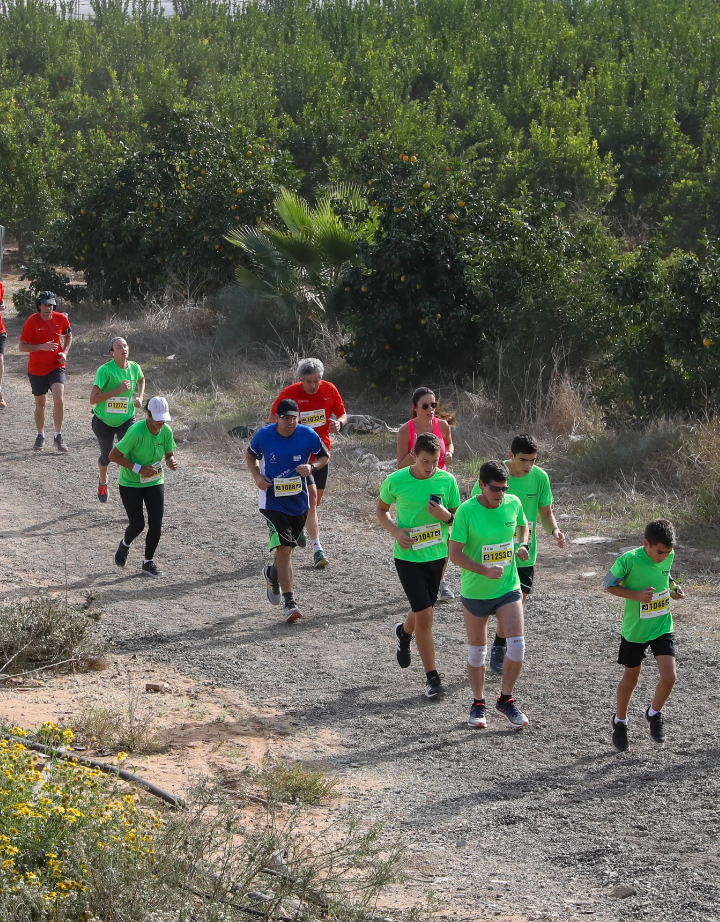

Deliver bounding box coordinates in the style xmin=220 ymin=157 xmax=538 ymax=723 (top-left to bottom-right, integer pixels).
xmin=225 ymin=183 xmax=378 ymax=319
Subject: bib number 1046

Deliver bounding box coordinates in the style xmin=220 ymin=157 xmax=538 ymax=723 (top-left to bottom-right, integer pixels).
xmin=640 ymin=590 xmax=670 ymax=618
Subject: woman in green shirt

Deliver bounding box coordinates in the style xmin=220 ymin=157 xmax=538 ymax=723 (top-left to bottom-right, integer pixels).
xmin=90 ymin=337 xmax=145 ymax=503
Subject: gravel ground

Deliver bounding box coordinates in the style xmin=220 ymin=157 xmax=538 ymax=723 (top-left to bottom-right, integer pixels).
xmin=1 ymin=316 xmax=719 ymax=922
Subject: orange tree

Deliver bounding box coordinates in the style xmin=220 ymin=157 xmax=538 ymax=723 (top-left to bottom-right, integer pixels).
xmin=40 ymin=110 xmax=298 ymax=301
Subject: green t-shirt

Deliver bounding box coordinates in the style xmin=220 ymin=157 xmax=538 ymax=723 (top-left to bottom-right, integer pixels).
xmin=379 ymin=467 xmax=460 ymax=562
xmin=451 ymin=494 xmax=526 ymax=599
xmin=608 ymin=546 xmax=675 ymax=643
xmin=116 ymin=420 xmax=176 ymax=488
xmin=471 ymin=465 xmax=552 ymax=567
xmin=93 ymin=360 xmax=144 ymax=427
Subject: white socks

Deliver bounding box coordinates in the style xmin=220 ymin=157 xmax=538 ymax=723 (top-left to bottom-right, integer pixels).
xmin=312 ymin=538 xmax=322 ymax=552
xmin=648 ymin=706 xmax=660 ymax=717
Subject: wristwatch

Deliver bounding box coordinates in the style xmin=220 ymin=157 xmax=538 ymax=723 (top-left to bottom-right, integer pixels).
xmin=517 ymin=543 xmax=529 ymax=552
xmin=309 ymin=463 xmax=317 ymax=473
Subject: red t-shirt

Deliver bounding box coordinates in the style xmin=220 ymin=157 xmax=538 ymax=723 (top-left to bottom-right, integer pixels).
xmin=0 ymin=282 xmax=5 ymax=334
xmin=271 ymin=380 xmax=346 ymax=452
xmin=20 ymin=311 xmax=72 ymax=375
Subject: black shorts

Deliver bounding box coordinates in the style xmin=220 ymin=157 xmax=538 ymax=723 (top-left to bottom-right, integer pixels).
xmin=394 ymin=557 xmax=446 ymax=613
xmin=461 ymin=589 xmax=523 ymax=618
xmin=0 ymin=332 xmax=6 ymax=355
xmin=92 ymin=414 xmax=135 ymax=466
xmin=618 ymin=632 xmax=676 ymax=669
xmin=518 ymin=566 xmax=535 ymax=594
xmin=260 ymin=509 xmax=308 ymax=548
xmin=28 ymin=368 xmax=66 ymax=396
xmin=307 ymin=462 xmax=330 ymax=491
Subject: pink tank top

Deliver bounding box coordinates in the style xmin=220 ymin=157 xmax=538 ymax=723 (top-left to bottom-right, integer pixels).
xmin=408 ymin=416 xmax=447 ymax=469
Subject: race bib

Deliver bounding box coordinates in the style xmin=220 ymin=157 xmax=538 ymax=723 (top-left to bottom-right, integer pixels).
xmin=640 ymin=589 xmax=671 ymax=618
xmin=300 ymin=409 xmax=326 ymax=428
xmin=140 ymin=467 xmax=162 ymax=484
xmin=514 ymin=522 xmax=534 ymax=545
xmin=106 ymin=397 xmax=129 ymax=414
xmin=482 ymin=541 xmax=514 ymax=567
xmin=274 ymin=476 xmax=303 ymax=496
xmin=408 ymin=522 xmax=443 ymax=550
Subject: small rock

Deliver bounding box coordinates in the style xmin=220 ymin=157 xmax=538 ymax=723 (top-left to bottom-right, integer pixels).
xmin=247 ymin=891 xmax=273 ymax=902
xmin=609 ymin=885 xmax=637 ymax=899
xmin=145 ymin=682 xmax=171 ymax=693
xmin=579 ymin=571 xmax=597 ymax=578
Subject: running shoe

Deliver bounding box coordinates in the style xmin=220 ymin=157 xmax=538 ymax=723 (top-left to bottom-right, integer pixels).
xmin=438 ymin=578 xmax=455 ymax=602
xmin=54 ymin=434 xmax=68 ymax=452
xmin=98 ymin=481 xmax=108 ymax=504
xmin=313 ymin=549 xmax=329 ymax=569
xmin=495 ymin=696 xmax=528 ymax=729
xmin=645 ymin=707 xmax=666 ymax=744
xmin=611 ymin=715 xmax=629 ymax=752
xmin=489 ymin=644 xmax=505 ymax=675
xmin=114 ymin=540 xmax=129 ymax=568
xmin=263 ymin=565 xmax=282 ymax=606
xmin=468 ymin=701 xmax=487 ymax=728
xmin=33 ymin=433 xmax=45 ymax=451
xmin=0 ymin=393 xmax=6 ymax=409
xmin=296 ymin=528 xmax=308 ymax=548
xmin=142 ymin=560 xmax=163 ymax=577
xmin=394 ymin=622 xmax=411 ymax=668
xmin=424 ymin=674 xmax=446 ymax=699
xmin=284 ymin=600 xmax=302 ymax=623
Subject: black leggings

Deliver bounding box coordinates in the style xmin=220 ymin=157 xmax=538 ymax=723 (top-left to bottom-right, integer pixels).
xmin=118 ymin=484 xmax=164 ymax=560
xmin=92 ymin=414 xmax=135 ymax=467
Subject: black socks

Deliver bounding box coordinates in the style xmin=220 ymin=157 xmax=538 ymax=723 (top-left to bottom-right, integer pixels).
xmin=493 ymin=634 xmax=507 ymax=647
xmin=426 ymin=670 xmax=439 ymax=681
xmin=282 ymin=591 xmax=295 ymax=605
xmin=399 ymin=625 xmax=412 ymax=640
xmin=268 ymin=564 xmax=279 ymax=583
xmin=499 ymin=692 xmax=513 ymax=704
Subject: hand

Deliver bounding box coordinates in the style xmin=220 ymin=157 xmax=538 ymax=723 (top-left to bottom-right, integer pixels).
xmin=671 ymin=586 xmax=685 ymax=600
xmin=516 ymin=546 xmax=530 ymax=562
xmin=444 ymin=450 xmax=453 ymax=464
xmin=395 ymin=528 xmax=415 ymax=550
xmin=255 ymin=474 xmax=272 ymax=490
xmin=554 ymin=529 xmax=567 ymax=548
xmin=56 ymin=351 xmax=66 ymax=363
xmin=118 ymin=379 xmax=132 ymax=393
xmin=133 ymin=396 xmax=143 ymax=409
xmin=40 ymin=341 xmax=58 ymax=352
xmin=329 ymin=418 xmax=342 ymax=433
xmin=296 ymin=463 xmax=313 ymax=477
xmin=482 ymin=564 xmax=505 ymax=579
xmin=139 ymin=465 xmax=160 ymax=478
xmin=166 ymin=456 xmax=178 ymax=471
xmin=637 ymin=587 xmax=655 ymax=603
xmin=427 ymin=499 xmax=449 ymax=520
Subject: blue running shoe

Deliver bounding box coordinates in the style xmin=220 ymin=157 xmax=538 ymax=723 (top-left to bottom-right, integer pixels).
xmin=468 ymin=701 xmax=487 ymax=728
xmin=495 ymin=696 xmax=528 ymax=729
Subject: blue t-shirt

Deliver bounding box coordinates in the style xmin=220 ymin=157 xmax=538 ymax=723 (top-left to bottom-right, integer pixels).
xmin=248 ymin=423 xmax=323 ymax=515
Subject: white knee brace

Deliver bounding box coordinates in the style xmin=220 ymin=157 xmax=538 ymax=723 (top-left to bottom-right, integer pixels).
xmin=468 ymin=644 xmax=487 ymax=668
xmin=505 ymin=635 xmax=525 ymax=662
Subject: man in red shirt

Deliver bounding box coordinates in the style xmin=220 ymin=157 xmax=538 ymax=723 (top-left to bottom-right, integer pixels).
xmin=270 ymin=358 xmax=347 ymax=567
xmin=19 ymin=291 xmax=72 ymax=452
xmin=0 ymin=279 xmax=6 ymax=408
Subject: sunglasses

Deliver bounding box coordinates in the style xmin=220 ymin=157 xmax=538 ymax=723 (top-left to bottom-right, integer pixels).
xmin=486 ymin=484 xmax=509 ymax=493
xmin=419 ymin=402 xmax=437 ymax=410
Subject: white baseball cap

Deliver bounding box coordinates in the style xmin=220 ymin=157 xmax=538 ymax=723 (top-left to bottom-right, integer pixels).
xmin=147 ymin=396 xmax=171 ymax=421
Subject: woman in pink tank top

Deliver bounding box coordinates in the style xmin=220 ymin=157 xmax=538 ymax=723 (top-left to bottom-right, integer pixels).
xmin=397 ymin=387 xmax=454 ymax=471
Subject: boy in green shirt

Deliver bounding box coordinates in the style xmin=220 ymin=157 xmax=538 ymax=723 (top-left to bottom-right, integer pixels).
xmin=605 ymin=519 xmax=685 ymax=750
xmin=472 ymin=434 xmax=566 ymax=675
xmin=377 ymin=432 xmax=460 ymax=699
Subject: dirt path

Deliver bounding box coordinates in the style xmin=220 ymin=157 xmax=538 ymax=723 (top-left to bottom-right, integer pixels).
xmin=1 ymin=313 xmax=719 ymax=922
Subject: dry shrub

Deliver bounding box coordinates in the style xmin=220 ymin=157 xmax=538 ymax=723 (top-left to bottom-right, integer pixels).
xmin=73 ymin=686 xmax=168 ymax=754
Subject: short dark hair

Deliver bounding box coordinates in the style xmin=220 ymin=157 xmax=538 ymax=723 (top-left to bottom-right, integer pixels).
xmin=510 ymin=434 xmax=538 ymax=455
xmin=414 ymin=432 xmax=441 ymax=456
xmin=645 ymin=518 xmax=676 ymax=548
xmin=479 ymin=460 xmax=509 ymax=484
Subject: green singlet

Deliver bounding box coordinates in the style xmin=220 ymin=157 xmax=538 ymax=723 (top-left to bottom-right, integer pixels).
xmin=116 ymin=420 xmax=176 ymax=488
xmin=609 ymin=546 xmax=675 ymax=643
xmin=471 ymin=465 xmax=552 ymax=567
xmin=379 ymin=467 xmax=460 ymax=562
xmin=451 ymin=494 xmax=526 ymax=599
xmin=93 ymin=360 xmax=144 ymax=427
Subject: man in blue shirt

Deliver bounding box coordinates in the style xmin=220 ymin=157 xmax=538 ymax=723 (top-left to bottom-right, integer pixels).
xmin=246 ymin=398 xmax=329 ymax=622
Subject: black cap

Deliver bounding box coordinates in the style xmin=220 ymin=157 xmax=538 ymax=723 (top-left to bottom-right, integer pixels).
xmin=37 ymin=291 xmax=57 ymax=305
xmin=277 ymin=398 xmax=300 ymax=417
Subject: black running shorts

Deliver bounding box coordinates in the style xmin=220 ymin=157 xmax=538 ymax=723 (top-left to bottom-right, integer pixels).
xmin=518 ymin=565 xmax=535 ymax=595
xmin=461 ymin=589 xmax=523 ymax=618
xmin=28 ymin=368 xmax=66 ymax=396
xmin=394 ymin=557 xmax=446 ymax=613
xmin=307 ymin=461 xmax=330 ymax=491
xmin=260 ymin=509 xmax=308 ymax=548
xmin=0 ymin=332 xmax=6 ymax=356
xmin=618 ymin=632 xmax=676 ymax=669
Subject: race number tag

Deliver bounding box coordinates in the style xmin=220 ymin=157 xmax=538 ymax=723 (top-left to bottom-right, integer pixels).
xmin=514 ymin=522 xmax=534 ymax=545
xmin=300 ymin=409 xmax=326 ymax=428
xmin=140 ymin=467 xmax=162 ymax=484
xmin=106 ymin=397 xmax=129 ymax=414
xmin=274 ymin=476 xmax=303 ymax=496
xmin=408 ymin=522 xmax=443 ymax=550
xmin=482 ymin=541 xmax=514 ymax=567
xmin=640 ymin=589 xmax=671 ymax=618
